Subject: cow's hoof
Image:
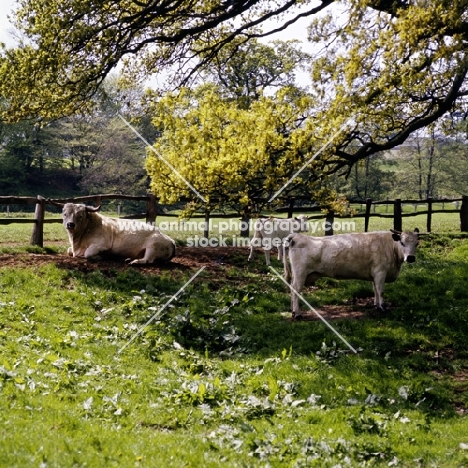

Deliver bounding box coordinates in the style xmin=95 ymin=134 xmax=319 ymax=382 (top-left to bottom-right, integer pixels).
xmin=292 ymin=313 xmax=303 ymax=321
xmin=373 ymin=305 xmax=386 ymax=313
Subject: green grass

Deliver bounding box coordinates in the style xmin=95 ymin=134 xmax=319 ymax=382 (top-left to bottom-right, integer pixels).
xmin=1 ymin=222 xmax=468 ymax=466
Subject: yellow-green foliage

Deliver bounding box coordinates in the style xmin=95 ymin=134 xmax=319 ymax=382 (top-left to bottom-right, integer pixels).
xmin=146 ymin=85 xmax=323 ymax=213
xmin=308 ymin=0 xmax=468 ymax=146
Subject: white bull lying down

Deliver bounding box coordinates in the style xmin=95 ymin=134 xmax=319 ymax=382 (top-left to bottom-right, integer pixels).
xmin=283 ymin=229 xmax=420 ymax=317
xmin=248 ymin=215 xmax=308 ymax=265
xmin=58 ymin=203 xmax=176 ymax=264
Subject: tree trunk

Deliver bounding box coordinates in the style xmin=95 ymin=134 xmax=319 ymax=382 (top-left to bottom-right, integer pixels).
xmin=240 ymin=207 xmax=250 ymax=237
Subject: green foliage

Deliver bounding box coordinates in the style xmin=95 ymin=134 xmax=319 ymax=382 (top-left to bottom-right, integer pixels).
xmin=0 ymin=0 xmax=330 ymax=121
xmin=305 ymin=0 xmax=468 ymax=173
xmin=1 ymin=236 xmax=468 ymax=465
xmin=0 ymin=76 xmax=151 ymax=197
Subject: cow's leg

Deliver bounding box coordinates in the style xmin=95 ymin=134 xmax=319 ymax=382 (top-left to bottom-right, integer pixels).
xmin=290 ymin=273 xmax=307 ymax=319
xmin=248 ymin=232 xmax=261 ymax=262
xmin=290 ymin=280 xmax=302 ymax=318
xmin=83 ymin=245 xmax=104 ymax=262
xmin=283 ymin=252 xmax=291 ymax=284
xmin=128 ymin=248 xmax=150 ymax=264
xmin=129 ymin=258 xmax=150 ymax=264
xmin=264 ymin=249 xmax=271 ymax=266
xmin=248 ymin=246 xmax=254 ymax=262
xmin=277 ymin=246 xmax=282 ymax=261
xmin=372 ymin=274 xmax=386 ymax=311
xmin=129 ymin=242 xmax=175 ymax=264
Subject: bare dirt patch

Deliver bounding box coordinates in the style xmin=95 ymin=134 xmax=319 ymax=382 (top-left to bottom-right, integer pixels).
xmin=0 ymin=246 xmax=247 ymax=275
xmin=0 ymin=246 xmax=377 ymax=321
xmin=285 ymin=298 xmax=378 ymax=322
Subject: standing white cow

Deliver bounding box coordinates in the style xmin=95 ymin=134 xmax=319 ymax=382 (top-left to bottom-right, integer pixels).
xmin=283 ymin=229 xmax=420 ymax=317
xmin=58 ymin=203 xmax=176 ymax=264
xmin=248 ymin=215 xmax=309 ymax=265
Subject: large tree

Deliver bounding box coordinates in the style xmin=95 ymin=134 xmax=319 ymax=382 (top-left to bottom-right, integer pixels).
xmin=1 ymin=0 xmax=468 ymax=177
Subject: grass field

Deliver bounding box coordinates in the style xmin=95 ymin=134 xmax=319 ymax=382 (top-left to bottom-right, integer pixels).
xmin=0 ymin=215 xmax=468 ymax=466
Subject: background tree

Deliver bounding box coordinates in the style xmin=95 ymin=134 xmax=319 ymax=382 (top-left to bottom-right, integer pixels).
xmin=1 ymin=0 xmax=468 ymax=198
xmin=204 ymin=38 xmax=311 ymax=108
xmin=389 ymin=127 xmax=468 ymax=200
xmin=340 ymin=154 xmax=394 ymax=201
xmin=79 ymin=120 xmax=148 ymax=195
xmin=391 ymin=129 xmax=443 ymax=200
xmin=0 ymin=75 xmax=153 ymax=197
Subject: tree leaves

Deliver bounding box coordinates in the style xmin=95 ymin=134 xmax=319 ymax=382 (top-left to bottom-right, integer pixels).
xmin=145 ymin=85 xmax=318 ymax=215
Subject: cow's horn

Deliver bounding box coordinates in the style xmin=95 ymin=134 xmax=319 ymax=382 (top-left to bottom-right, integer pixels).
xmin=85 ymin=205 xmax=101 ymax=212
xmin=47 ymin=199 xmax=65 ymax=208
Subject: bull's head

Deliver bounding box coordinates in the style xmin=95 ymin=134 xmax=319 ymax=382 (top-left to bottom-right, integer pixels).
xmin=60 ymin=203 xmax=101 ymax=232
xmin=391 ymin=228 xmax=420 ymax=263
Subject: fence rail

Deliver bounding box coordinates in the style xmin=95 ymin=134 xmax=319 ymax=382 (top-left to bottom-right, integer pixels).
xmin=0 ymin=194 xmax=158 ymax=247
xmin=0 ymin=194 xmax=467 ymax=247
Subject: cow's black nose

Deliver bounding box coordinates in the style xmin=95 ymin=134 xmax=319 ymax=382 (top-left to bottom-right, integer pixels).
xmin=406 ymin=255 xmax=415 ymax=263
xmin=67 ymin=222 xmax=75 ymax=230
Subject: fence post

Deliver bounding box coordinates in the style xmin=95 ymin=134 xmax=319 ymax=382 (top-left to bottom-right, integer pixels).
xmin=31 ymin=195 xmax=45 ymax=247
xmin=461 ymin=195 xmax=468 ymax=232
xmin=203 ymin=209 xmax=210 ymax=239
xmin=240 ymin=213 xmax=250 ymax=238
xmin=394 ymin=199 xmax=402 ymax=232
xmin=365 ymin=198 xmax=372 ymax=232
xmin=287 ymin=197 xmax=295 ymax=218
xmin=325 ymin=211 xmax=334 ymax=236
xmin=426 ymin=197 xmax=433 ymax=233
xmin=146 ymin=194 xmax=158 ymax=224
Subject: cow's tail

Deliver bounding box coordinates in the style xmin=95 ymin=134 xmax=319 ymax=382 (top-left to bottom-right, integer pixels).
xmin=283 ymin=234 xmax=294 ymax=283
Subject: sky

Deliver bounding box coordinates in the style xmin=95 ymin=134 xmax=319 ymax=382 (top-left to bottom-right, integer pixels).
xmin=0 ymin=0 xmax=19 ymax=47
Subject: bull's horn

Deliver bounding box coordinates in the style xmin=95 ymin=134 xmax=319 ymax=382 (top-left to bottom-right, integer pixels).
xmin=85 ymin=205 xmax=101 ymax=212
xmin=47 ymin=199 xmax=65 ymax=208
xmin=390 ymin=229 xmax=401 ymax=235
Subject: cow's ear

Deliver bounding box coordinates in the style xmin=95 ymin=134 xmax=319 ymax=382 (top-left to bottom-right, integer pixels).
xmin=414 ymin=228 xmax=420 ymax=233
xmin=390 ymin=229 xmax=401 ymax=241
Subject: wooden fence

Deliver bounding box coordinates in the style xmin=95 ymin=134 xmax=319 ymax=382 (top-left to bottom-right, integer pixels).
xmin=0 ymin=194 xmax=467 ymax=247
xmin=288 ymin=196 xmax=468 ymax=236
